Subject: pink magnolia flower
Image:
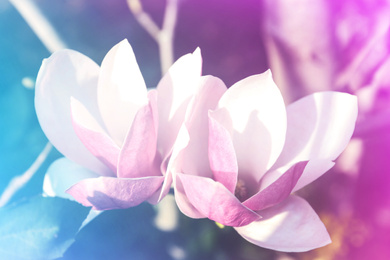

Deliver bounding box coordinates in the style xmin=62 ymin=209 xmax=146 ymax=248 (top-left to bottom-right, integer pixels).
xmin=35 ymin=39 xmax=202 ymax=210
xmin=169 ymin=71 xmax=358 ymax=251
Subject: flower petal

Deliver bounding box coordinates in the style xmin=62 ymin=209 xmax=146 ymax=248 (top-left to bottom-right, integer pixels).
xmin=97 ymin=39 xmax=148 ymax=146
xmin=44 ymin=158 xmax=103 ymax=230
xmin=67 ymin=176 xmax=165 ymax=210
xmin=212 ymin=71 xmax=287 ymax=182
xmin=170 ymin=76 xmax=227 ymax=178
xmin=174 ymin=172 xmax=204 ymax=219
xmin=149 ymin=170 xmax=173 ymax=205
xmin=35 ymin=50 xmax=111 ymax=175
xmin=71 ymin=97 xmax=119 ymax=173
xmin=235 ymin=195 xmax=331 ymax=252
xmin=167 ymin=126 xmax=204 ymax=218
xmin=157 ymin=48 xmax=202 ymax=157
xmin=272 ymin=92 xmax=358 ymax=189
xmin=293 ymin=159 xmax=335 ymax=192
xmin=243 ymin=161 xmax=308 ymax=211
xmin=117 ymin=90 xmax=160 ymax=178
xmin=208 ymin=114 xmax=238 ymax=193
xmin=43 ymin=157 xmax=99 ymax=200
xmin=177 ymin=173 xmax=261 ymax=227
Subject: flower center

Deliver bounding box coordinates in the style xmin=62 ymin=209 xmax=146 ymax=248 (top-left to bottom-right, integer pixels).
xmin=235 ymin=179 xmax=248 ymax=202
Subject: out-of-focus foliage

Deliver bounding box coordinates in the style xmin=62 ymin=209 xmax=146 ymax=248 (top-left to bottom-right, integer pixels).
xmin=0 ymin=196 xmax=89 ymax=260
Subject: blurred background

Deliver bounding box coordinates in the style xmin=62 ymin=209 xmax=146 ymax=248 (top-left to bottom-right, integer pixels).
xmin=0 ymin=0 xmax=389 ymax=259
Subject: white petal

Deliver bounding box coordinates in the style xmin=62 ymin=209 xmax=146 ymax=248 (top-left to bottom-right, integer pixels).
xmin=235 ymin=195 xmax=331 ymax=252
xmin=97 ymin=39 xmax=148 ymax=146
xmin=35 ymin=50 xmax=111 ymax=175
xmin=213 ymin=71 xmax=287 ymax=181
xmin=157 ymin=48 xmax=202 ymax=157
xmin=271 ymin=92 xmax=358 ymax=189
xmin=168 ymin=126 xmax=204 ymax=218
xmin=179 ymin=76 xmax=227 ymax=177
xmin=71 ymin=97 xmax=120 ymax=172
xmin=260 ymin=159 xmax=334 ymax=193
xmin=43 ymin=157 xmax=99 ymax=200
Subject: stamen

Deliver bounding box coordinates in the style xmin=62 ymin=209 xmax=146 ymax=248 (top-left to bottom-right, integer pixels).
xmin=235 ymin=179 xmax=248 ymax=202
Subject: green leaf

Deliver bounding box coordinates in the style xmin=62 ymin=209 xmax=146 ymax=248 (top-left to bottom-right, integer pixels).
xmin=0 ymin=196 xmax=89 ymax=260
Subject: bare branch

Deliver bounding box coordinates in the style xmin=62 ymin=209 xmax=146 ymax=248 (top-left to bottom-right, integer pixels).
xmin=0 ymin=143 xmax=52 ymax=207
xmin=9 ymin=0 xmax=67 ymax=52
xmin=127 ymin=0 xmax=179 ymax=75
xmin=127 ymin=0 xmax=160 ymax=41
xmin=159 ymin=0 xmax=179 ymax=75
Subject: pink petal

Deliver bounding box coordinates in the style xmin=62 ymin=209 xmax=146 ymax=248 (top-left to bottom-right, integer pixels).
xmin=97 ymin=39 xmax=148 ymax=146
xmin=171 ymin=76 xmax=227 ymax=178
xmin=157 ymin=48 xmax=202 ymax=158
xmin=71 ymin=97 xmax=119 ymax=173
xmin=174 ymin=172 xmax=205 ymax=219
xmin=243 ymin=161 xmax=308 ymax=211
xmin=155 ymin=153 xmax=175 ymax=203
xmin=293 ymin=159 xmax=335 ymax=192
xmin=272 ymin=92 xmax=358 ymax=190
xmin=212 ymin=71 xmax=287 ymax=182
xmin=235 ymin=195 xmax=331 ymax=252
xmin=148 ymin=169 xmax=173 ymax=205
xmin=35 ymin=50 xmax=111 ymax=175
xmin=67 ymin=176 xmax=165 ymax=210
xmin=117 ymin=90 xmax=160 ymax=178
xmin=166 ymin=126 xmax=204 ymax=218
xmin=166 ymin=125 xmax=191 ymax=176
xmin=208 ymin=115 xmax=238 ymax=193
xmin=43 ymin=157 xmax=99 ymax=200
xmin=177 ymin=173 xmax=261 ymax=227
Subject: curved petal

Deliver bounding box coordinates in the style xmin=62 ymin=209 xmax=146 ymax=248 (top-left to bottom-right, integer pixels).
xmin=212 ymin=70 xmax=287 ymax=182
xmin=167 ymin=125 xmax=204 ymax=218
xmin=66 ymin=176 xmax=164 ymax=210
xmin=178 ymin=173 xmax=261 ymax=227
xmin=43 ymin=157 xmax=100 ymax=200
xmin=149 ymin=169 xmax=173 ymax=205
xmin=293 ymin=159 xmax=335 ymax=192
xmin=117 ymin=90 xmax=160 ymax=178
xmin=97 ymin=39 xmax=148 ymax=146
xmin=271 ymin=92 xmax=358 ymax=188
xmin=177 ymin=76 xmax=227 ymax=178
xmin=35 ymin=50 xmax=111 ymax=175
xmin=167 ymin=125 xmax=191 ymax=176
xmin=208 ymin=114 xmax=238 ymax=193
xmin=174 ymin=172 xmax=205 ymax=219
xmin=243 ymin=161 xmax=308 ymax=211
xmin=71 ymin=97 xmax=119 ymax=173
xmin=235 ymin=195 xmax=331 ymax=252
xmin=157 ymin=48 xmax=202 ymax=157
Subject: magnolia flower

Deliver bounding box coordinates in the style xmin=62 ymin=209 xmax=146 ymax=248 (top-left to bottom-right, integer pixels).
xmin=168 ymin=71 xmax=357 ymax=251
xmin=262 ymin=0 xmax=390 ymax=103
xmin=35 ymin=39 xmax=201 ymax=210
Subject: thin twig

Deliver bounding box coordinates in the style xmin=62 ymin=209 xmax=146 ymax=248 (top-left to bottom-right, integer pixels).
xmin=0 ymin=143 xmax=53 ymax=207
xmin=127 ymin=0 xmax=160 ymax=41
xmin=2 ymin=0 xmax=66 ymax=207
xmin=9 ymin=0 xmax=67 ymax=52
xmin=127 ymin=0 xmax=179 ymax=75
xmin=159 ymin=0 xmax=178 ymax=75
